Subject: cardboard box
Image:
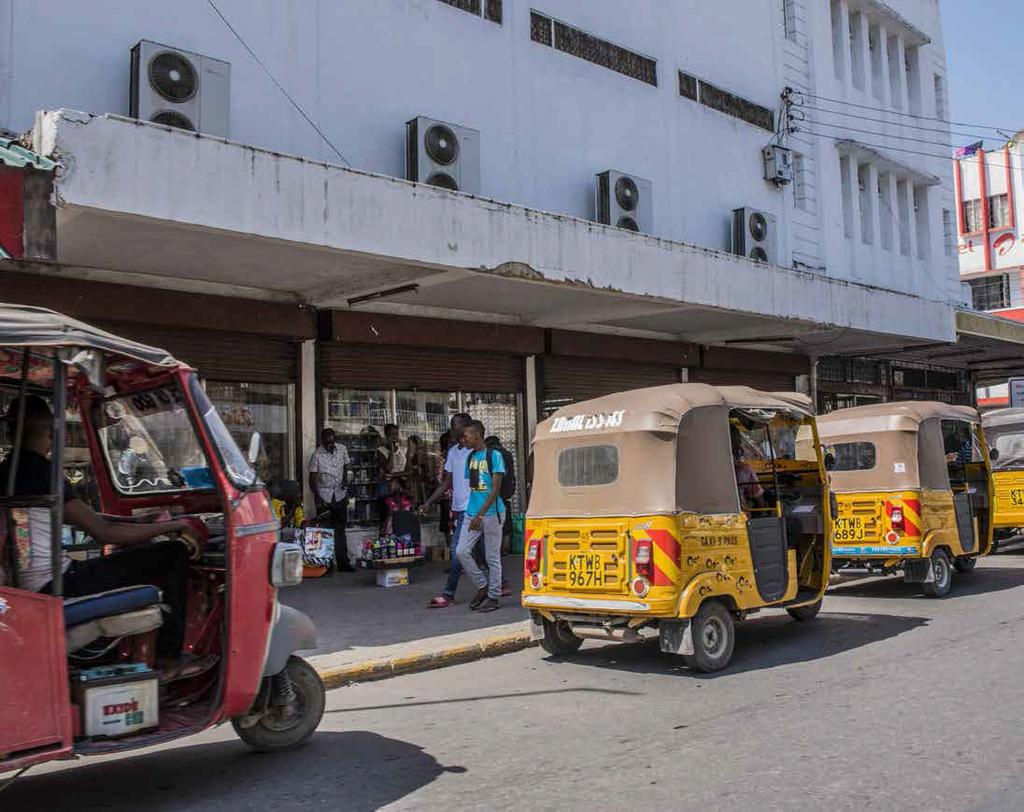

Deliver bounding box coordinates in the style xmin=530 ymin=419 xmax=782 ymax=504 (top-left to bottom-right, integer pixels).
xmin=376 ymin=567 xmax=409 ymax=588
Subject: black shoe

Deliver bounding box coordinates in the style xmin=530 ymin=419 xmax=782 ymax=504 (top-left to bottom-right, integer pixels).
xmin=336 ymin=560 xmax=356 ymax=572
xmin=476 ymin=597 xmax=500 ymax=613
xmin=469 ymin=587 xmax=488 ymax=610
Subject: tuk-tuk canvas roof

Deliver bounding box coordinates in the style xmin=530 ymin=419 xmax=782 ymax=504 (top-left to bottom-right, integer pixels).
xmin=529 ymin=384 xmax=813 ymax=518
xmin=534 ymin=384 xmax=814 ymax=441
xmin=982 ymin=408 xmax=1024 ymax=430
xmin=818 ymin=402 xmax=979 ymax=492
xmin=817 ymin=401 xmax=980 ymax=439
xmin=0 ymin=304 xmax=178 ymax=370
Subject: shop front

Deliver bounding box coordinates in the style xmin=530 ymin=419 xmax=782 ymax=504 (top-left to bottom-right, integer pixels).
xmin=540 ymin=329 xmax=696 ymax=416
xmin=0 ymin=267 xmax=316 ymax=487
xmin=690 ymin=346 xmax=810 ymax=392
xmin=318 ymin=311 xmax=544 ymax=550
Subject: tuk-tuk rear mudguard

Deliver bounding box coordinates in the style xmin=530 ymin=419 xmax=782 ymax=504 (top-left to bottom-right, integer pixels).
xmin=262 ymin=604 xmax=317 ymax=678
xmin=658 ymin=619 xmax=694 ymax=656
xmin=903 ymin=557 xmax=935 ymax=584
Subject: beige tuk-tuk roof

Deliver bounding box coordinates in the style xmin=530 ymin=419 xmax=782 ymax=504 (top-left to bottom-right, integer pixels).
xmin=817 ymin=401 xmax=981 ymax=492
xmin=982 ymin=407 xmax=1024 ymax=430
xmin=529 ymin=384 xmax=815 ymax=518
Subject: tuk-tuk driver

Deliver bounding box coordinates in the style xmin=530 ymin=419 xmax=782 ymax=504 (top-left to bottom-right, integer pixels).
xmin=0 ymin=396 xmax=205 ymax=676
xmin=731 ymin=426 xmax=766 ymax=513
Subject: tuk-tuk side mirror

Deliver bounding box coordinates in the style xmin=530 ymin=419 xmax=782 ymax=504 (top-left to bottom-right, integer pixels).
xmin=247 ymin=432 xmax=262 ymax=466
xmin=989 ymin=447 xmax=1000 ymax=462
xmin=824 ymin=452 xmax=836 ymax=472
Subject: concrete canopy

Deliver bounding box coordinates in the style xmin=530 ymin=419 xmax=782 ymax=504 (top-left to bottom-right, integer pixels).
xmin=31 ymin=109 xmax=958 ymax=355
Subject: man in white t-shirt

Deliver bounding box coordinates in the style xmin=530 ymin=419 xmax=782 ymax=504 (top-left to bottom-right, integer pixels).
xmin=420 ymin=412 xmax=481 ymax=607
xmin=308 ymin=427 xmax=354 ymax=571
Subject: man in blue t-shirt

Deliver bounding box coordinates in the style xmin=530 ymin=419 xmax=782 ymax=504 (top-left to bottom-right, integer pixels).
xmin=456 ymin=419 xmax=505 ymax=612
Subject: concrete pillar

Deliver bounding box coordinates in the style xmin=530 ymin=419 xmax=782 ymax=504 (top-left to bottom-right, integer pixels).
xmin=905 ymin=182 xmax=919 ymax=260
xmin=525 ymin=355 xmax=539 ymax=441
xmin=868 ymin=164 xmax=883 ymax=254
xmin=857 ymin=13 xmax=872 ymax=95
xmin=894 ymin=37 xmax=910 ymax=112
xmin=300 ymin=338 xmax=317 ymax=516
xmin=834 ymin=0 xmax=851 ymax=82
xmin=845 ymin=155 xmax=863 ymax=247
xmin=883 ymin=172 xmax=898 ymax=252
xmin=850 ymin=12 xmax=867 ymax=91
xmin=877 ymin=26 xmax=892 ymax=107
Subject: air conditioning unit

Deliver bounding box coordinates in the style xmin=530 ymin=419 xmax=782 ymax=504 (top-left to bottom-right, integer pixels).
xmin=130 ymin=40 xmax=230 ymax=136
xmin=762 ymin=145 xmax=793 ymax=186
xmin=406 ymin=116 xmax=481 ymax=194
xmin=596 ymin=170 xmax=652 ymax=233
xmin=732 ymin=207 xmax=777 ymax=264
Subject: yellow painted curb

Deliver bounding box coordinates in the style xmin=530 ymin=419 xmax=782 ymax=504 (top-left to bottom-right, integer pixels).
xmin=317 ymin=631 xmax=536 ymax=691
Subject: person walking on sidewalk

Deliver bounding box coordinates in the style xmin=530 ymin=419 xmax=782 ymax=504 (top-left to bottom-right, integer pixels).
xmin=457 ymin=420 xmax=505 ymax=613
xmin=309 ymin=427 xmax=355 ymax=572
xmin=421 ymin=412 xmax=475 ymax=607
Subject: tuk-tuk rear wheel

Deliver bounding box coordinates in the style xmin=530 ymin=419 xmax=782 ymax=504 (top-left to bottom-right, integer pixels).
xmin=922 ymin=549 xmax=952 ymax=598
xmin=539 ymin=618 xmax=583 ymax=656
xmin=232 ymin=656 xmax=325 ymax=752
xmin=953 ymin=555 xmax=978 ymax=573
xmin=685 ymin=600 xmax=735 ymax=673
xmin=786 ymin=599 xmax=822 ymax=622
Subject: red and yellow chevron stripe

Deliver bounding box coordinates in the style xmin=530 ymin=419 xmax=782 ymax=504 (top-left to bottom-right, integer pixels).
xmin=885 ymin=498 xmax=921 ymax=538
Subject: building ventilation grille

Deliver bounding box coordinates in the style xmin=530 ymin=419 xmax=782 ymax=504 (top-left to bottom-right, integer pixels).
xmin=531 ymin=11 xmax=657 ymax=86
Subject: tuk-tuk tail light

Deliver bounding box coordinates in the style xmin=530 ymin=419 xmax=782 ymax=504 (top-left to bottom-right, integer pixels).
xmin=526 ymin=537 xmax=544 ymax=573
xmin=890 ymin=506 xmax=905 ymax=532
xmin=633 ymin=539 xmax=654 ymax=579
xmin=632 ymin=577 xmax=650 ymax=597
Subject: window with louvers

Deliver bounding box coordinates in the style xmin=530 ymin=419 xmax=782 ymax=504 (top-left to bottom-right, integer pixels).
xmin=530 ymin=11 xmax=657 ymax=86
xmin=678 ymin=70 xmax=774 ymax=132
xmin=437 ymin=0 xmax=502 ymax=24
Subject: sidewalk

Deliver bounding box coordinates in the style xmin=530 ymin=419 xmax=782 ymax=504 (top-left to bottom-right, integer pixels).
xmin=281 ymin=554 xmax=533 ymax=688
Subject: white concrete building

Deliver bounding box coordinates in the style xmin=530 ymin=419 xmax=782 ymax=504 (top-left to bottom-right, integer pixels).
xmin=3 ymin=0 xmax=998 ymax=517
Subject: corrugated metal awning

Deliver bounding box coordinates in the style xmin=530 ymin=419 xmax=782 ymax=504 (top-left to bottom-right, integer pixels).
xmin=0 ymin=137 xmax=56 ymax=172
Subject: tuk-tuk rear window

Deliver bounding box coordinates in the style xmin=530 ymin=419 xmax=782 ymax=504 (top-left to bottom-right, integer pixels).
xmin=558 ymin=445 xmax=618 ymax=487
xmin=828 ymin=442 xmax=876 ymax=472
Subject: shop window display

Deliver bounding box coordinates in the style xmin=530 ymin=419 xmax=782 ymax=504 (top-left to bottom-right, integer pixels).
xmin=205 ymin=381 xmax=295 ymax=484
xmin=324 ymin=388 xmax=525 ymax=527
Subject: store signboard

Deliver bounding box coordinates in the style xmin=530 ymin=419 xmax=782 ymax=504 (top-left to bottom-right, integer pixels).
xmin=1009 ymin=378 xmax=1024 ymax=408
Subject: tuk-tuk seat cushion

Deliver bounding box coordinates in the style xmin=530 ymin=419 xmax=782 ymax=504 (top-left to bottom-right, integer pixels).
xmin=64 ymin=584 xmax=162 ymax=627
xmin=66 ymin=605 xmax=163 ymax=653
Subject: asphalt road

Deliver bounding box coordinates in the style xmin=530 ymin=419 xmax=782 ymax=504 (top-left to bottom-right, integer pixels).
xmin=8 ymin=552 xmax=1024 ymax=811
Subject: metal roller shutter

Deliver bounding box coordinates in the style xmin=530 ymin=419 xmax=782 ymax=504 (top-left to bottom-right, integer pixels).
xmin=320 ymin=344 xmax=524 ymax=393
xmin=542 ymin=356 xmax=682 ymax=405
xmin=690 ymin=368 xmax=797 ymax=391
xmin=98 ymin=322 xmax=298 ymax=383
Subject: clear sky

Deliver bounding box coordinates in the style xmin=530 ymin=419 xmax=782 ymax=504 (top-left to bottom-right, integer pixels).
xmin=942 ymin=0 xmax=1024 ymax=148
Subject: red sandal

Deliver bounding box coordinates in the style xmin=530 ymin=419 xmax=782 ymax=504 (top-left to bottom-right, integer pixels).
xmin=428 ymin=595 xmax=456 ymax=608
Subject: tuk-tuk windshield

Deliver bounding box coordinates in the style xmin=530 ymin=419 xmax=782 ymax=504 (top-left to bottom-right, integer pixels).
xmin=986 ymin=426 xmax=1024 ymax=471
xmin=98 ymin=385 xmax=214 ymax=495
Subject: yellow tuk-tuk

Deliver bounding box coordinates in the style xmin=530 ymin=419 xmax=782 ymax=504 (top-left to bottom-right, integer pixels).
xmin=982 ymin=408 xmax=1024 ymax=550
xmin=522 ymin=384 xmax=832 ymax=673
xmin=817 ymin=402 xmax=993 ymax=597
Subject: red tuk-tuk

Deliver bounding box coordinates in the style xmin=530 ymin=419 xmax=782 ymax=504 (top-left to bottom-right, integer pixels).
xmin=0 ymin=305 xmax=324 ymax=779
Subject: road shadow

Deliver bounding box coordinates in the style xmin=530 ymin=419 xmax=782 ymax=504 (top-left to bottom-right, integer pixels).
xmin=3 ymin=731 xmax=456 ymax=811
xmin=552 ymin=611 xmax=928 ymax=679
xmin=829 ymin=565 xmax=1024 ymax=600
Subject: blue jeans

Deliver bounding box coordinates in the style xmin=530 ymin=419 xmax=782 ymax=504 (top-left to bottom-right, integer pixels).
xmin=442 ymin=511 xmax=486 ymax=599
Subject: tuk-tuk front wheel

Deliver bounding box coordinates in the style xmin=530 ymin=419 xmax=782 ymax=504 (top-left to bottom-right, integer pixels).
xmin=922 ymin=549 xmax=952 ymax=598
xmin=685 ymin=600 xmax=735 ymax=673
xmin=539 ymin=618 xmax=583 ymax=656
xmin=786 ymin=599 xmax=822 ymax=622
xmin=953 ymin=555 xmax=978 ymax=573
xmin=232 ymin=656 xmax=325 ymax=752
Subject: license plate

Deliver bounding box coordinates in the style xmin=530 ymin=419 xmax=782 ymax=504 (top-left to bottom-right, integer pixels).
xmin=833 ymin=516 xmax=865 ymax=542
xmin=567 ymin=553 xmax=605 ymax=589
xmin=1011 ymin=489 xmax=1024 ymax=508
